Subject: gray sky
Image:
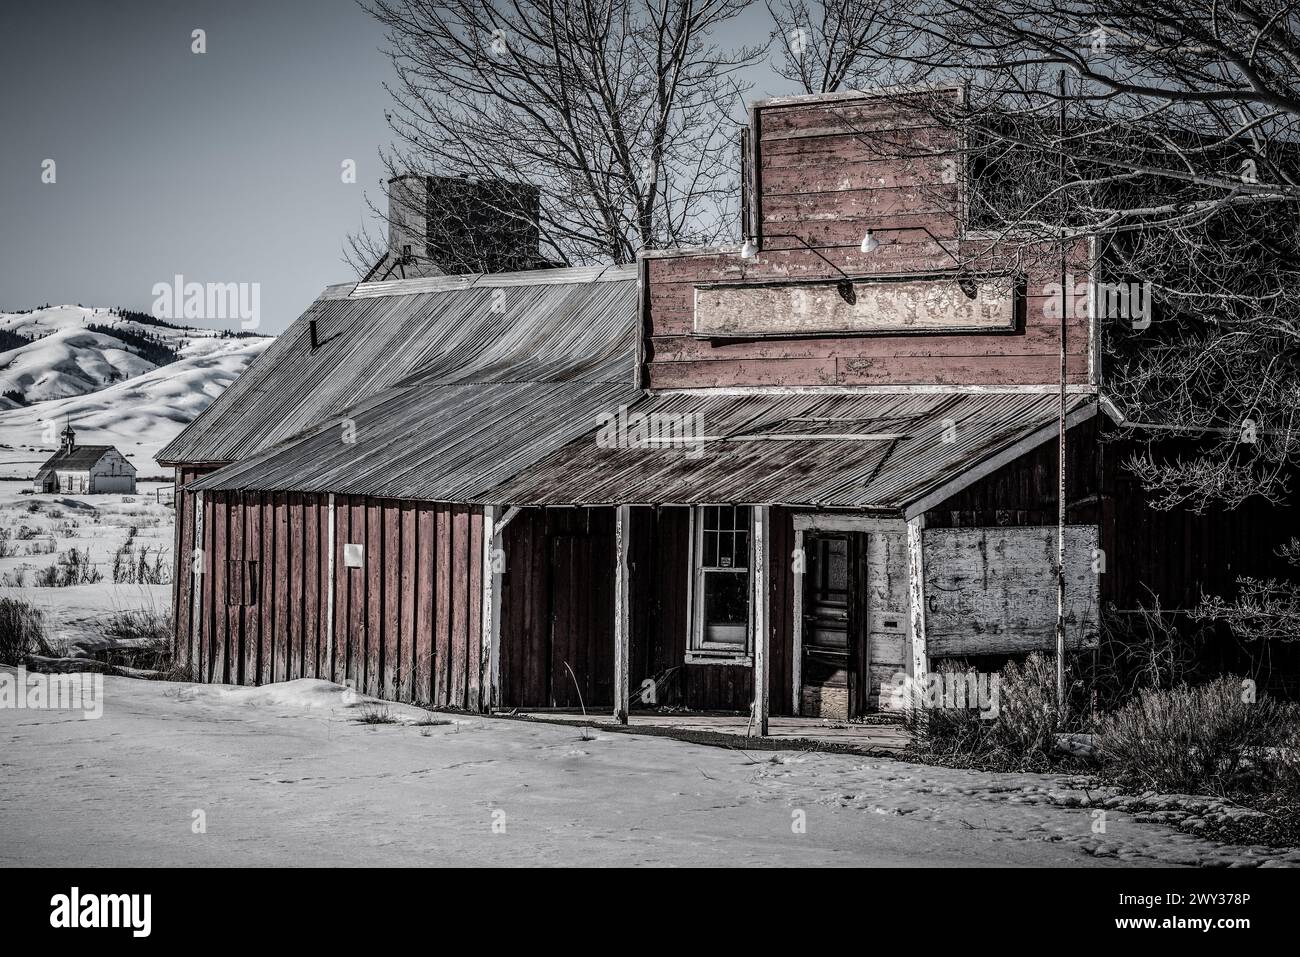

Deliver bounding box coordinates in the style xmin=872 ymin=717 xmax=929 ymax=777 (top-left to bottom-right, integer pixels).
xmin=0 ymin=0 xmax=781 ymax=333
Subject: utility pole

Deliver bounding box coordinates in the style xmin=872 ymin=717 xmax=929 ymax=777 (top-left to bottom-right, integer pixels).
xmin=1055 ymin=69 xmax=1069 ymax=714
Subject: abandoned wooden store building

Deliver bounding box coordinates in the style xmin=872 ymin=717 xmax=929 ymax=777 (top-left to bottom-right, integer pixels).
xmin=162 ymin=88 xmax=1299 ymax=729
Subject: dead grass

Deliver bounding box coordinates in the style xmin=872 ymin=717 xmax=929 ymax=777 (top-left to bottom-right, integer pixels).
xmin=355 ymin=704 xmax=398 ymax=724
xmin=100 ymin=608 xmax=186 ymax=679
xmin=0 ymin=597 xmax=51 ymax=663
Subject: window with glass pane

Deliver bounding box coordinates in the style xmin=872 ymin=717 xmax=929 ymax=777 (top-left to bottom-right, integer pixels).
xmin=692 ymin=505 xmax=751 ymax=656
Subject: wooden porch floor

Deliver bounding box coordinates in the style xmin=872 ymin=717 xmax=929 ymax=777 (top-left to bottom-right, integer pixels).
xmin=506 ymin=711 xmax=911 ymax=754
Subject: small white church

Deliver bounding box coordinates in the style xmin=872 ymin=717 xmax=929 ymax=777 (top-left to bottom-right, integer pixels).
xmin=34 ymin=423 xmax=136 ymax=494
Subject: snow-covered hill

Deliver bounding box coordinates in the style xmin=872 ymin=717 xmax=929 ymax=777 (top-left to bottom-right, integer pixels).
xmin=0 ymin=305 xmax=272 ymax=478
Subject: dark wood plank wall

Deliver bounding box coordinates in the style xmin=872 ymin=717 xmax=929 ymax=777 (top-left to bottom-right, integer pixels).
xmin=923 ymin=419 xmax=1300 ymax=689
xmin=497 ymin=506 xmax=795 ymax=714
xmin=924 ymin=417 xmax=1103 ymax=532
xmin=627 ymin=507 xmax=796 ymax=714
xmin=500 ymin=507 xmax=616 ymax=708
xmin=179 ymin=491 xmax=485 ymax=709
xmin=644 ymin=97 xmax=1092 ymax=389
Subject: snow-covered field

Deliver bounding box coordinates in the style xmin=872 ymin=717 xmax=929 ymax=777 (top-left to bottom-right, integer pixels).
xmin=2 ymin=670 xmax=1296 ymax=868
xmin=0 ymin=305 xmax=270 ymax=477
xmin=0 ymin=481 xmax=173 ymax=653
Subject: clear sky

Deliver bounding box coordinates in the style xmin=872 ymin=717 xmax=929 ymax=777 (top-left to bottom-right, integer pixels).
xmin=0 ymin=0 xmax=781 ymax=333
xmin=2 ymin=0 xmax=399 ymax=333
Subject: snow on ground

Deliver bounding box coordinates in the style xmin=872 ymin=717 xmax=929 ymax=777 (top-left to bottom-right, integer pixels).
xmin=0 ymin=305 xmax=270 ymax=477
xmin=2 ymin=669 xmax=1296 ymax=868
xmin=0 ymin=481 xmax=173 ymax=652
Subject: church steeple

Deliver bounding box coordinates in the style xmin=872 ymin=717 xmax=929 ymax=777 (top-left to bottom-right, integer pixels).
xmin=60 ymin=419 xmax=75 ymax=453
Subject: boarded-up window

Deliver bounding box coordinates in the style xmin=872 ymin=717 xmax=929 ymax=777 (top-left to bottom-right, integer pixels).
xmin=924 ymin=525 xmax=1100 ymax=656
xmin=225 ymin=560 xmax=260 ymax=607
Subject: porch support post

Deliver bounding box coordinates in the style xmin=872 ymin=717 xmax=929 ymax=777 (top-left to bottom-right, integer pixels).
xmin=481 ymin=505 xmax=502 ymax=713
xmin=613 ymin=504 xmax=631 ymax=724
xmin=191 ymin=490 xmax=204 ymax=675
xmin=752 ymin=505 xmax=771 ymax=736
xmin=326 ymin=493 xmax=336 ymax=681
xmin=906 ymin=514 xmax=929 ymax=711
xmin=791 ymin=527 xmax=804 ymax=717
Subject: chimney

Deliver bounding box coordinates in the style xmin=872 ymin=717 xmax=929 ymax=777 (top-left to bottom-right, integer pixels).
xmin=385 ymin=173 xmax=542 ymax=278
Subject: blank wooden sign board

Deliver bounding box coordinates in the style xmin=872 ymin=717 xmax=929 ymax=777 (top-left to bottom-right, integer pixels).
xmin=693 ymin=274 xmax=1017 ymax=338
xmin=923 ymin=525 xmax=1100 ymax=657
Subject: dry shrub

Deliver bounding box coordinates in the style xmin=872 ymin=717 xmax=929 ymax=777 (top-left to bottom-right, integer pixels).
xmin=907 ymin=653 xmax=1074 ymax=770
xmin=991 ymin=652 xmax=1065 ymax=757
xmin=0 ymin=597 xmax=51 ymax=663
xmin=33 ymin=548 xmax=102 ymax=587
xmin=101 ymin=608 xmax=184 ymax=678
xmin=356 ymin=704 xmax=398 ymax=724
xmin=1095 ymin=676 xmax=1300 ymax=796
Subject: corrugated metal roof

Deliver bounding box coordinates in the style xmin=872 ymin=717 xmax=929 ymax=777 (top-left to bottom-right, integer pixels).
xmin=189 ymin=379 xmax=641 ymax=499
xmin=480 ymin=391 xmax=1096 ymax=510
xmin=159 ymin=265 xmax=639 ymax=465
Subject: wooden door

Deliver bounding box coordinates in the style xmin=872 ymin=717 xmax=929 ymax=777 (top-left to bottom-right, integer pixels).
xmin=801 ymin=532 xmax=868 ymax=718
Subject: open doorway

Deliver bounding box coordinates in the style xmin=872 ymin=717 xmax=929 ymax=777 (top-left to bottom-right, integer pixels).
xmin=801 ymin=531 xmax=868 ymax=719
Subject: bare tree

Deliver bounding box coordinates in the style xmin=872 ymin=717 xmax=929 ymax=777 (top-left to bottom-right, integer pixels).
xmin=767 ymin=0 xmax=910 ymax=94
xmin=778 ymin=2 xmax=1300 ymax=645
xmin=347 ymin=0 xmax=763 ymax=274
xmin=779 ymin=0 xmax=1300 ymax=507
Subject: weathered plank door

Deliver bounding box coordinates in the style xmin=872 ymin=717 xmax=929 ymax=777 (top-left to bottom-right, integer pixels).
xmin=801 ymin=532 xmax=869 ymax=718
xmin=549 ymin=534 xmax=614 ymax=709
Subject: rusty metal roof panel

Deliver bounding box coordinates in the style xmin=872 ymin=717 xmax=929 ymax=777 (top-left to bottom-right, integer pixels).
xmin=159 ymin=266 xmax=639 ymax=465
xmin=188 ymin=379 xmax=640 ymax=499
xmin=480 ymin=391 xmax=1096 ymax=509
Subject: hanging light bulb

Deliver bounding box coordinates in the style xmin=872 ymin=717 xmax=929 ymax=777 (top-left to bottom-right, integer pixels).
xmin=860 ymin=229 xmax=880 ymax=253
xmin=739 ymin=238 xmax=758 ymax=258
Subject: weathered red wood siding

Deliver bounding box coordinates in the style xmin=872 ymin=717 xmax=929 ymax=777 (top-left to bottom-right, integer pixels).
xmin=180 ymin=492 xmax=486 ymax=709
xmin=172 ymin=465 xmax=222 ymax=676
xmin=644 ymin=93 xmax=1092 ymax=389
xmin=498 ymin=506 xmax=794 ymax=715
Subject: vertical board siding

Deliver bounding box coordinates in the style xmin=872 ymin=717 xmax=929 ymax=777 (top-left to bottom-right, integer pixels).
xmin=414 ymin=507 xmax=436 ymax=702
xmin=500 ymin=508 xmax=616 ymax=709
xmin=173 ymin=465 xmax=223 ymax=677
xmin=498 ymin=506 xmax=793 ymax=715
xmin=243 ymin=494 xmax=260 ymax=684
xmin=187 ymin=493 xmax=489 ymax=709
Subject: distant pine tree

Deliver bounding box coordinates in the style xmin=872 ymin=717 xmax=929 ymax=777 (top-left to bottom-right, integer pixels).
xmin=86 ymin=323 xmax=181 ymax=366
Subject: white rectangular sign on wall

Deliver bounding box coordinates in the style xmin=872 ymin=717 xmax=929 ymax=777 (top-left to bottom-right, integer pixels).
xmin=343 ymin=543 xmax=364 ymax=568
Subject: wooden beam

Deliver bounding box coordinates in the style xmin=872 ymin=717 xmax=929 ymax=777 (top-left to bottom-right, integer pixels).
xmin=613 ymin=504 xmax=631 ymax=724
xmin=191 ymin=490 xmax=204 ymax=672
xmin=326 ymin=494 xmax=336 ymax=682
xmin=752 ymin=505 xmax=771 ymax=736
xmin=495 ymin=505 xmax=522 ymax=536
xmin=791 ymin=526 xmax=803 ymax=717
xmin=481 ymin=505 xmax=502 ymax=712
xmin=906 ymin=514 xmax=928 ymax=711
